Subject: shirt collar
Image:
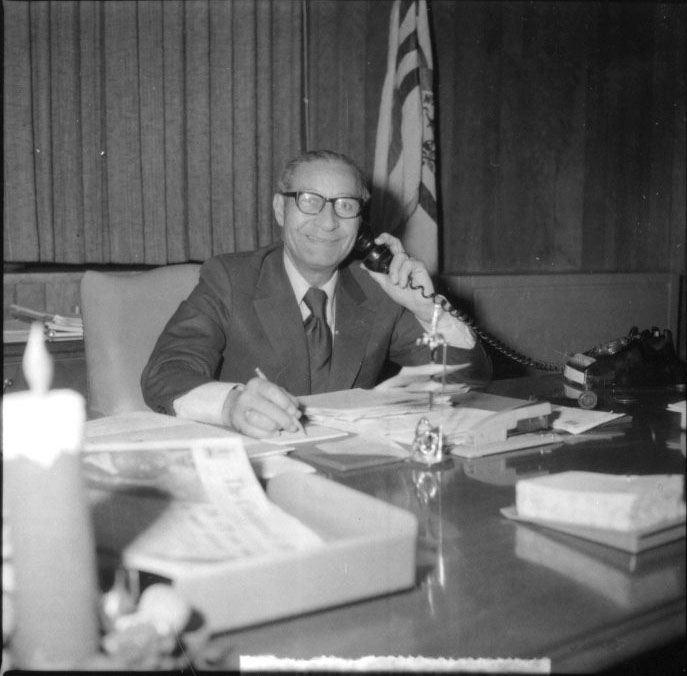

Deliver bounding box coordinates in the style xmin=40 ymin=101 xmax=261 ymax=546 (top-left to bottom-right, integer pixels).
xmin=283 ymin=252 xmax=338 ymax=304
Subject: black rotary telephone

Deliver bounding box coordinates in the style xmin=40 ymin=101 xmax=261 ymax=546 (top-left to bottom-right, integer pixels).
xmin=563 ymin=327 xmax=687 ymax=408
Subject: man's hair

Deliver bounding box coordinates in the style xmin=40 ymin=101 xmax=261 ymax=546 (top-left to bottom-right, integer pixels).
xmin=277 ymin=150 xmax=370 ymax=201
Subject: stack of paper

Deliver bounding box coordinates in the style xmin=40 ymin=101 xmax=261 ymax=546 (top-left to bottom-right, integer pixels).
xmin=300 ymin=388 xmax=451 ymax=423
xmin=84 ymin=410 xmax=349 ymax=471
xmin=301 ymin=389 xmax=554 ymax=452
xmin=514 ymin=471 xmax=686 ymax=532
xmin=8 ymin=303 xmax=83 ymax=341
xmin=551 ymin=405 xmax=628 ymax=435
xmin=84 ymin=411 xmax=290 ymax=458
xmin=374 ymin=363 xmax=471 ymax=394
xmin=295 ymin=389 xmax=451 ymax=450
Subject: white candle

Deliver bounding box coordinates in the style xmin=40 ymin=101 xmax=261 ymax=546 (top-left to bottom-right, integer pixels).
xmin=2 ymin=323 xmax=99 ymax=668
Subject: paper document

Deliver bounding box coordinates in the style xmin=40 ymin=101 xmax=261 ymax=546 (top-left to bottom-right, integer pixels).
xmin=260 ymin=423 xmax=349 ymax=446
xmin=10 ymin=303 xmax=82 ymax=328
xmin=300 ymin=388 xmax=451 ymax=423
xmin=122 ymin=439 xmax=323 ymax=574
xmin=551 ymin=406 xmax=628 ymax=434
xmin=295 ymin=435 xmax=408 ymax=472
xmin=86 ymin=410 xmax=198 ymax=436
xmin=301 ymin=413 xmax=418 ymax=444
xmin=375 ymin=363 xmax=471 ymax=394
xmin=299 ymin=390 xmax=546 ymax=449
xmin=9 ymin=303 xmax=84 ymax=340
xmin=316 ymin=435 xmax=408 ymax=458
xmin=84 ymin=411 xmax=291 ymax=457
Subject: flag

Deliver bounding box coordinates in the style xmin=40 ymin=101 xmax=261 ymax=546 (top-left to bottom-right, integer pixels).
xmin=372 ymin=0 xmax=439 ymax=274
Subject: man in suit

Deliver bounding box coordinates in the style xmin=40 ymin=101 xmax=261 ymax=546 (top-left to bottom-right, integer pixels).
xmin=142 ymin=150 xmax=491 ymax=438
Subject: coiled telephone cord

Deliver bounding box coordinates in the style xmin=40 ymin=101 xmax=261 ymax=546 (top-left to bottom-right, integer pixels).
xmin=407 ymin=278 xmax=565 ymax=373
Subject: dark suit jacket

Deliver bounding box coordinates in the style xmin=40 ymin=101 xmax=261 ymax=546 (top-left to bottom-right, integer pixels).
xmin=141 ymin=242 xmax=490 ymax=414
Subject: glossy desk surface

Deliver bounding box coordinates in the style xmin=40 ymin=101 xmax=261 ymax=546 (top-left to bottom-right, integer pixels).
xmin=229 ymin=376 xmax=686 ymax=672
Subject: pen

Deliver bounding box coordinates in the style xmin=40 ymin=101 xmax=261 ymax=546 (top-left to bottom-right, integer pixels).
xmin=254 ymin=367 xmax=307 ymax=435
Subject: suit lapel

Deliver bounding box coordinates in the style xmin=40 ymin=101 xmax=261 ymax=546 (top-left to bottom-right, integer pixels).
xmin=328 ymin=267 xmax=375 ymax=390
xmin=251 ymin=254 xmax=376 ymax=394
xmin=253 ymin=250 xmax=310 ymax=393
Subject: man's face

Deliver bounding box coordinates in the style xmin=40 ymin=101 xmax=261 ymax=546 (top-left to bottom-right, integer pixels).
xmin=273 ymin=159 xmax=362 ymax=282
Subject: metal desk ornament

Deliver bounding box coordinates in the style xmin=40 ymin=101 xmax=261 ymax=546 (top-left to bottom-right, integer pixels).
xmin=411 ymin=417 xmax=444 ymax=465
xmin=412 ymin=300 xmax=448 ymax=466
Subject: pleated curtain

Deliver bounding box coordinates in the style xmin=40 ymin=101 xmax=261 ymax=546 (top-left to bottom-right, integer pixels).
xmin=3 ymin=0 xmax=303 ymax=264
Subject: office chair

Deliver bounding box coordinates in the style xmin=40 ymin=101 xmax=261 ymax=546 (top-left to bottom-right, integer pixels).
xmin=80 ymin=264 xmax=201 ymax=417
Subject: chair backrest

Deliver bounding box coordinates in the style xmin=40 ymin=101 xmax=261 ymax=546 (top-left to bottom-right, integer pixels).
xmin=80 ymin=264 xmax=201 ymax=417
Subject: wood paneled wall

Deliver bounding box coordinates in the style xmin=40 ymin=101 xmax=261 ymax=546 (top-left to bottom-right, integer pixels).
xmin=4 ymin=272 xmax=84 ymax=319
xmin=4 ymin=1 xmax=685 ymax=282
xmin=307 ymin=1 xmax=686 ymax=276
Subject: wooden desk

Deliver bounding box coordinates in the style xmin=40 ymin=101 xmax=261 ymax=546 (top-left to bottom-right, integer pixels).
xmin=85 ymin=376 xmax=685 ymax=672
xmin=3 ymin=339 xmax=87 ymax=397
xmin=226 ymin=376 xmax=685 ymax=672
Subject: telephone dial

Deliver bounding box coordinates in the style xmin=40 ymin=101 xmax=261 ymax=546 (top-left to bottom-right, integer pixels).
xmin=563 ymin=327 xmax=686 ymax=408
xmin=353 ymin=224 xmax=687 ymax=407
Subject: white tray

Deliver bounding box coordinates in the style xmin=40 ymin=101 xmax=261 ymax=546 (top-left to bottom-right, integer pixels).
xmin=109 ymin=474 xmax=418 ymax=631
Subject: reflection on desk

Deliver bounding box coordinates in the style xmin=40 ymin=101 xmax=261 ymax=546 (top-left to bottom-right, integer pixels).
xmin=514 ymin=526 xmax=684 ymax=609
xmin=85 ymin=375 xmax=684 ymax=672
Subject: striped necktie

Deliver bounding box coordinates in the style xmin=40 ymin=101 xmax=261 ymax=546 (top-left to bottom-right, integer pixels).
xmin=303 ymin=287 xmax=332 ymax=394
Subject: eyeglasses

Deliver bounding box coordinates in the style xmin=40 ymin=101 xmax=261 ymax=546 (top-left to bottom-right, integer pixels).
xmin=281 ymin=191 xmax=365 ymax=219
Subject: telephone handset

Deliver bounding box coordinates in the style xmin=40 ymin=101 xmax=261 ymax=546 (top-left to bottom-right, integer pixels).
xmin=353 ymin=224 xmax=563 ymax=372
xmin=353 ymin=223 xmax=394 ymax=273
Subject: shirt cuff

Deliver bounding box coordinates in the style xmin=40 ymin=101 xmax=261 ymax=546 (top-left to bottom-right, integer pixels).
xmin=173 ymin=381 xmax=241 ymax=426
xmin=417 ymin=311 xmax=476 ymax=349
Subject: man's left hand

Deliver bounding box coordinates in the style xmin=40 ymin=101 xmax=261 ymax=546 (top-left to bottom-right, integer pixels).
xmin=362 ymin=233 xmax=436 ymax=323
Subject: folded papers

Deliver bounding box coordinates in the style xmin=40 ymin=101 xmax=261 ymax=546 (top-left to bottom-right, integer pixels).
xmin=550 ymin=405 xmax=628 ymax=434
xmin=7 ymin=303 xmax=83 ymax=342
xmin=300 ymin=388 xmax=451 ymax=423
xmin=374 ymin=363 xmax=471 ymax=394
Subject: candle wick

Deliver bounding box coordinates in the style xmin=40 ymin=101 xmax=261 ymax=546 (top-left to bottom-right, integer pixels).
xmin=23 ymin=322 xmax=53 ymax=394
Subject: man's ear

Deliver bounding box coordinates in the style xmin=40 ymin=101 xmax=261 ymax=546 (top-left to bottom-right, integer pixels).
xmin=273 ymin=193 xmax=285 ymax=227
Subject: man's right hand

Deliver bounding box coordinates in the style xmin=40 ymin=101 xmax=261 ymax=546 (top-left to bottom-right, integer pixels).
xmin=222 ymin=377 xmax=302 ymax=438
